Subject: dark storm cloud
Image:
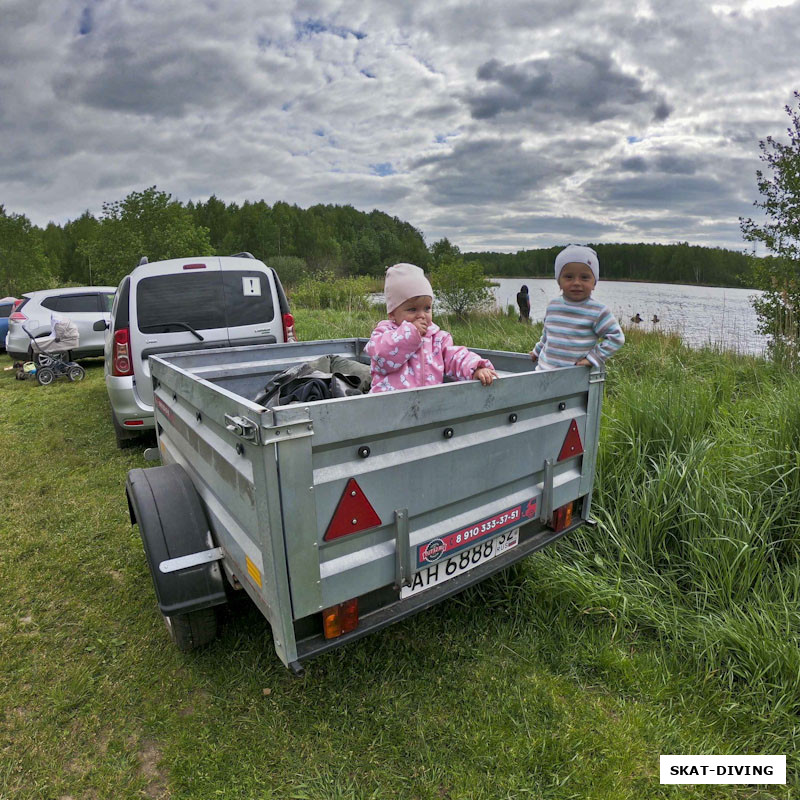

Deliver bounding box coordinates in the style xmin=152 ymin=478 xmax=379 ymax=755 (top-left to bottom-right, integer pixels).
xmin=425 ymin=210 xmax=613 ymax=238
xmin=499 ymin=214 xmax=616 ymax=237
xmin=466 ymin=52 xmax=672 ymax=124
xmin=54 ymin=44 xmax=254 ymax=118
xmin=588 ymin=173 xmax=747 ymax=218
xmin=411 ymin=138 xmax=574 ymax=206
xmin=620 ymin=152 xmax=697 ymax=174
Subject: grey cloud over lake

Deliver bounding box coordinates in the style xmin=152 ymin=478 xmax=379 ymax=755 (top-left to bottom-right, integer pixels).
xmin=1 ymin=0 xmax=798 ymax=252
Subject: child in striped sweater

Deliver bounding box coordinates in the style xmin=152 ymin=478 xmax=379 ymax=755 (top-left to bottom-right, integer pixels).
xmin=530 ymin=245 xmax=624 ymax=370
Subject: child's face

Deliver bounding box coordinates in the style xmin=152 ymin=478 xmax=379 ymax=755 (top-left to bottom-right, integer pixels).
xmin=389 ymin=295 xmax=433 ymax=328
xmin=557 ymin=262 xmax=596 ymax=302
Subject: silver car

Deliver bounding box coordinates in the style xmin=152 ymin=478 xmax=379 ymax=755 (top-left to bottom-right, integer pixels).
xmin=5 ymin=286 xmax=115 ymax=360
xmin=102 ymin=254 xmax=295 ymax=447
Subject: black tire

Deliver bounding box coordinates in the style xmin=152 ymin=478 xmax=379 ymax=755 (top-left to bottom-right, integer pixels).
xmin=164 ymin=607 xmax=219 ymax=652
xmin=68 ymin=365 xmax=86 ymax=382
xmin=36 ymin=367 xmax=55 ymax=386
xmin=126 ymin=464 xmax=227 ymax=652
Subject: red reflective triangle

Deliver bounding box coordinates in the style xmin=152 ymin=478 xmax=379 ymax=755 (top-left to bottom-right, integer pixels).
xmin=558 ymin=419 xmax=584 ymax=461
xmin=324 ymin=478 xmax=382 ymax=541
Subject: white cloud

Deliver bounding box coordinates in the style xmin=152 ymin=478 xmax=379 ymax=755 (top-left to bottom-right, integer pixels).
xmin=1 ymin=0 xmax=798 ymax=252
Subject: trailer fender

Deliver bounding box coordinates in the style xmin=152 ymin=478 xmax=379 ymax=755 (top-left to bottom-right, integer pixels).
xmin=126 ymin=464 xmax=227 ymax=618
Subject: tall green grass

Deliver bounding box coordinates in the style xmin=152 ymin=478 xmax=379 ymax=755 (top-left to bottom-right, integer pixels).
xmin=298 ymin=308 xmax=800 ymax=719
xmin=290 ymin=272 xmax=376 ymax=311
xmin=2 ymin=315 xmax=798 ymax=798
xmin=526 ymin=330 xmax=800 ymax=722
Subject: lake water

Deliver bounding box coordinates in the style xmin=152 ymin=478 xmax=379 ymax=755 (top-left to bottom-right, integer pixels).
xmin=491 ymin=278 xmax=767 ymax=356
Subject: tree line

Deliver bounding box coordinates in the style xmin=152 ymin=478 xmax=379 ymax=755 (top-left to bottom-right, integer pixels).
xmin=1 ymin=185 xmax=759 ymax=297
xmin=465 ymin=242 xmax=755 ymax=287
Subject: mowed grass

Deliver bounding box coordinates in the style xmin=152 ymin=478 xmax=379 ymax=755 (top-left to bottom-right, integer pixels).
xmin=1 ymin=314 xmax=797 ymax=799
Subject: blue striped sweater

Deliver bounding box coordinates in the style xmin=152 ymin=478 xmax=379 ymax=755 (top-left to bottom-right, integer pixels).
xmin=532 ymin=295 xmax=624 ymax=370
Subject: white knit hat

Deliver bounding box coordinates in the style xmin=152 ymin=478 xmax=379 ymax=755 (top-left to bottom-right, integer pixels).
xmin=554 ymin=245 xmax=600 ymax=283
xmin=384 ymin=263 xmax=433 ymax=313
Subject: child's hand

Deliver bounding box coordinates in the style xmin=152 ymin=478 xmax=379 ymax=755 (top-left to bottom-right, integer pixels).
xmin=473 ymin=367 xmax=498 ymax=386
xmin=530 ymin=350 xmax=538 ymax=362
xmin=412 ymin=318 xmax=428 ymax=337
xmin=575 ymin=357 xmax=592 ymax=367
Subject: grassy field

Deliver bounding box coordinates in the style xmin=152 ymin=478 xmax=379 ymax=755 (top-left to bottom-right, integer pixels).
xmin=1 ymin=310 xmax=797 ymax=799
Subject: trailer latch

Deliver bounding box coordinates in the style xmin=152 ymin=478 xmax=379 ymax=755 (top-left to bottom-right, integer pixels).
xmin=224 ymin=414 xmax=261 ymax=444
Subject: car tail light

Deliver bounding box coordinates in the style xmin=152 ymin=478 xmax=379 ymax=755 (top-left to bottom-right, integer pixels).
xmin=9 ymin=310 xmax=27 ymax=322
xmin=182 ymin=263 xmax=206 ymax=270
xmin=124 ymin=420 xmax=144 ymax=426
xmin=551 ymin=502 xmax=574 ymax=532
xmin=282 ymin=312 xmax=297 ymax=342
xmin=322 ymin=598 xmax=359 ymax=639
xmin=112 ymin=328 xmax=134 ymax=376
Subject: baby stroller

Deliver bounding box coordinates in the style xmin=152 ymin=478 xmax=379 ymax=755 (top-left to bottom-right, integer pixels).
xmin=18 ymin=319 xmax=86 ymax=386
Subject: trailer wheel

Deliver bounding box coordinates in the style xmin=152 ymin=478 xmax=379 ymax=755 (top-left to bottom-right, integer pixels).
xmin=164 ymin=607 xmax=219 ymax=651
xmin=126 ymin=464 xmax=227 ymax=652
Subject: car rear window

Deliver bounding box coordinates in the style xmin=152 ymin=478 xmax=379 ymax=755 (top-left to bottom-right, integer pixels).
xmin=41 ymin=294 xmax=103 ymax=313
xmin=136 ymin=271 xmax=274 ymax=333
xmin=222 ymin=270 xmax=275 ymax=326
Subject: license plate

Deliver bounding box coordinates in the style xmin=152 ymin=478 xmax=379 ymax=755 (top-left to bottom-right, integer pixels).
xmin=400 ymin=529 xmax=519 ymax=599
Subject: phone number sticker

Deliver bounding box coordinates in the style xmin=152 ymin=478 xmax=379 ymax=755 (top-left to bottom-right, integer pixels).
xmin=416 ymin=498 xmax=537 ymax=568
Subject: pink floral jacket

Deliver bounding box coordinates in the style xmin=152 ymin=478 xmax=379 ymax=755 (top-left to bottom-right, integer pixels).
xmin=364 ymin=320 xmax=495 ymax=393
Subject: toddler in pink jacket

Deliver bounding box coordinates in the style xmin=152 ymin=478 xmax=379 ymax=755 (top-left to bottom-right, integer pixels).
xmin=365 ymin=263 xmax=497 ymax=393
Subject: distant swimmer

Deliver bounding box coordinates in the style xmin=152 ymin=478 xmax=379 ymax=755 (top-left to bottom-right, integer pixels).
xmin=631 ymin=313 xmax=643 ymax=323
xmin=652 ymin=314 xmax=659 ymax=323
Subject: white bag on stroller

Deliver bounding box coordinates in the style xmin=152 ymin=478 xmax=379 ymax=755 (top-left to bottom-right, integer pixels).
xmin=35 ymin=313 xmax=79 ymax=354
xmin=19 ymin=313 xmax=86 ymax=385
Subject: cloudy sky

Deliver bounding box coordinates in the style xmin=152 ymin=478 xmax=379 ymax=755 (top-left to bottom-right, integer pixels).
xmin=2 ymin=0 xmax=798 ymax=253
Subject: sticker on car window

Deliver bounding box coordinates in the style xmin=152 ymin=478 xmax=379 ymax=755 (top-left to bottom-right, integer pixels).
xmin=242 ymin=277 xmax=261 ymax=296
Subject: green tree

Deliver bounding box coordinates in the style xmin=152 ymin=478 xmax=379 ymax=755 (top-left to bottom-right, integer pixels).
xmin=740 ymin=91 xmax=800 ymax=364
xmin=430 ymin=237 xmax=461 ymax=266
xmin=78 ymin=187 xmax=213 ymax=285
xmin=0 ymin=206 xmax=56 ymax=296
xmin=431 ymin=257 xmax=493 ymax=318
xmin=268 ymin=255 xmax=308 ymax=286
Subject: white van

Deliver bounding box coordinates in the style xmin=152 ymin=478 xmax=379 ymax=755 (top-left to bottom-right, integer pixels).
xmin=102 ymin=253 xmax=296 ymax=447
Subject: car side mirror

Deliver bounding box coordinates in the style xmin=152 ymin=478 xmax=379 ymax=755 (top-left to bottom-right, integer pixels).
xmin=93 ymin=319 xmax=109 ymax=332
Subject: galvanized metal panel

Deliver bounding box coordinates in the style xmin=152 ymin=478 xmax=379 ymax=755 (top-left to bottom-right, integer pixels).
xmin=150 ymin=340 xmax=604 ymax=664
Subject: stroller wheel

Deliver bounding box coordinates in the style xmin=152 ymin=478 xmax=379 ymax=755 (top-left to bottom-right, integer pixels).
xmin=36 ymin=367 xmax=55 ymax=386
xmin=15 ymin=370 xmax=26 ymax=380
xmin=68 ymin=365 xmax=86 ymax=382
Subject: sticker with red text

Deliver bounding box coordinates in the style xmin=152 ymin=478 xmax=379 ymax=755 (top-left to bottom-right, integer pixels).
xmin=416 ymin=498 xmax=537 ymax=568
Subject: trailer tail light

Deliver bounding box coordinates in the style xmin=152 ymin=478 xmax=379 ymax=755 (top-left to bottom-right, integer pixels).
xmin=322 ymin=598 xmax=359 ymax=639
xmin=558 ymin=419 xmax=584 ymax=461
xmin=282 ymin=312 xmax=297 ymax=342
xmin=324 ymin=478 xmax=382 ymax=541
xmin=551 ymin=502 xmax=574 ymax=532
xmin=112 ymin=328 xmax=134 ymax=376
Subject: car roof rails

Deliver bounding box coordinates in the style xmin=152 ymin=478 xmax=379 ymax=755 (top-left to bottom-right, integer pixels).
xmin=230 ymin=252 xmax=255 ymax=259
xmin=138 ymin=256 xmax=148 ymax=265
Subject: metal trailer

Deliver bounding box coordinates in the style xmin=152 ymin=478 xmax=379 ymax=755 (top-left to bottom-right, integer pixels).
xmin=125 ymin=338 xmax=605 ymax=673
